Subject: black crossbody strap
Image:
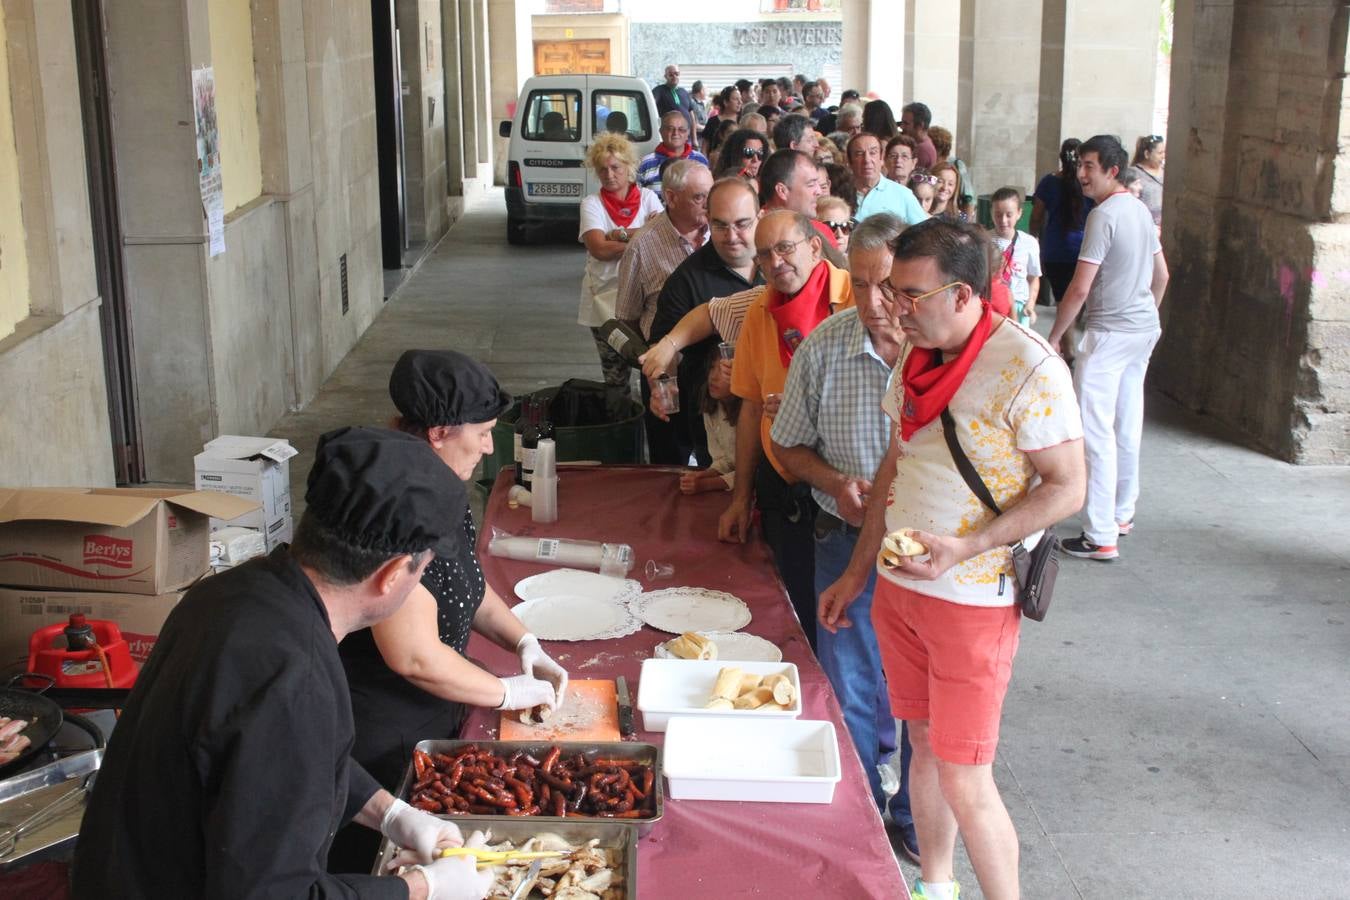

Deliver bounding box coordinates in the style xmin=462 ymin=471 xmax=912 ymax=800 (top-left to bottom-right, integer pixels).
xmin=940 ymin=408 xmax=1002 ymax=516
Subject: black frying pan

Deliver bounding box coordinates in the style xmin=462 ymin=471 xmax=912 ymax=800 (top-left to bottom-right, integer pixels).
xmin=0 ymin=675 xmax=64 ymax=777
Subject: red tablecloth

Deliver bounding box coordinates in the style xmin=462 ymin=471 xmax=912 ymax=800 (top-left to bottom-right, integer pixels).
xmin=466 ymin=466 xmax=907 ymax=899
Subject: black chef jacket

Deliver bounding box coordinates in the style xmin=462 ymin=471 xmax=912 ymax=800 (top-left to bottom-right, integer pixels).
xmin=72 ymin=548 xmax=406 ymax=900
xmin=649 ymin=240 xmax=764 ymax=459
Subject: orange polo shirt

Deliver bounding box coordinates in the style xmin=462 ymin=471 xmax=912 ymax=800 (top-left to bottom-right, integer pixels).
xmin=730 ymin=262 xmax=855 ymax=480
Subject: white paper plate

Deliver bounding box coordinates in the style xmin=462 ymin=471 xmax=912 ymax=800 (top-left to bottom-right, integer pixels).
xmin=514 ymin=568 xmax=642 ymax=604
xmin=630 ymin=587 xmax=752 ymax=635
xmin=654 ymin=630 xmax=783 ymax=662
xmin=512 ymin=594 xmax=643 ymax=641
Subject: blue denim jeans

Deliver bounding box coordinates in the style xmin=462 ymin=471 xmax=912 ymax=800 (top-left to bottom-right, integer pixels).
xmin=814 ymin=526 xmax=912 ymax=825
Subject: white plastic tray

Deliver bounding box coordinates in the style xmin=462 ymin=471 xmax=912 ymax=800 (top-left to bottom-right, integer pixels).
xmin=662 ymin=717 xmax=841 ymax=804
xmin=636 ymin=659 xmax=802 ymax=732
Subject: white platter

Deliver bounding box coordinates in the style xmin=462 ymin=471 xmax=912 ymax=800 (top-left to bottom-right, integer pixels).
xmin=514 ymin=568 xmax=642 ymax=605
xmin=662 ymin=717 xmax=841 ymax=804
xmin=511 ymin=594 xmax=643 ymax=641
xmin=630 ymin=587 xmax=752 ymax=635
xmin=636 ymin=659 xmax=802 ymax=731
xmin=653 ymin=631 xmax=782 ymax=662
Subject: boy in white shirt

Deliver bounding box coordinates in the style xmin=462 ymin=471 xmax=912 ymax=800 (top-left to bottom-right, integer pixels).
xmin=989 ymin=187 xmax=1042 ymax=326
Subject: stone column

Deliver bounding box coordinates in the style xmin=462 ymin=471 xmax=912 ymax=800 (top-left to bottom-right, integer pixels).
xmin=1153 ymin=0 xmax=1350 ymax=462
xmin=905 ymin=0 xmax=960 ymax=129
xmin=457 ymin=0 xmax=479 ymax=172
xmin=957 ymin=0 xmax=1043 ymax=195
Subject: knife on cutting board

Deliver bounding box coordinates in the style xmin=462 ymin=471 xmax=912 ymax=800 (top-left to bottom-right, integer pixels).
xmin=615 ymin=676 xmax=635 ymax=737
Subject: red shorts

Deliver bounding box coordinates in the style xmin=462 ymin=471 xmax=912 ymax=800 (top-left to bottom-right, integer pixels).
xmin=873 ymin=579 xmax=1021 ymax=765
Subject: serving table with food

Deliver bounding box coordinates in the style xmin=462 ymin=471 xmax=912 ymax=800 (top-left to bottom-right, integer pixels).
xmin=375 ymin=465 xmax=907 ymax=898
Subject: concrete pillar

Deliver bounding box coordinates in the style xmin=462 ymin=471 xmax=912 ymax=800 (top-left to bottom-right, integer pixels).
xmin=840 ymin=0 xmax=903 ymax=102
xmin=487 ymin=0 xmax=531 ymax=185
xmin=253 ymin=0 xmax=322 ymax=407
xmin=958 ymin=0 xmax=1043 ymax=195
xmin=103 ymin=0 xmax=217 ymax=480
xmin=1153 ymin=0 xmax=1350 ymax=463
xmin=905 ymin=0 xmax=960 ymax=130
xmin=1058 ymin=0 xmax=1158 ymax=147
xmin=442 ymin=0 xmax=465 ymax=196
xmin=472 ymin=0 xmax=490 ymax=174
xmin=457 ymin=0 xmax=479 ymax=172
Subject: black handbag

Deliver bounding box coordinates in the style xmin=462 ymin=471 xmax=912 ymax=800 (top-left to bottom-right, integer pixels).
xmin=939 ymin=409 xmax=1059 ymax=621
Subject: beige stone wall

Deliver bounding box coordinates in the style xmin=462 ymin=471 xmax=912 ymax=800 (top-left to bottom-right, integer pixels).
xmin=0 ymin=0 xmax=112 ymax=487
xmin=0 ymin=3 xmax=29 ymax=341
xmin=207 ymin=0 xmax=263 ymax=213
xmin=1153 ymin=0 xmax=1349 ymax=463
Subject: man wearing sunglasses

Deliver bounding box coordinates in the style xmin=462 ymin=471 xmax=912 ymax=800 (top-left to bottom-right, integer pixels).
xmin=820 ymin=219 xmax=1084 ymax=900
xmin=769 ymin=213 xmax=920 ymax=865
xmin=719 ymin=209 xmax=856 ymax=652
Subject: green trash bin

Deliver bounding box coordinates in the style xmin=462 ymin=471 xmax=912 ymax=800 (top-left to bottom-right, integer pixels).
xmin=479 ymin=388 xmax=646 ymax=487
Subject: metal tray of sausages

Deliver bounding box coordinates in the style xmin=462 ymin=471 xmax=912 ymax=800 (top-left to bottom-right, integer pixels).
xmin=372 ymin=816 xmax=639 ymax=898
xmin=394 ymin=740 xmax=663 ymax=836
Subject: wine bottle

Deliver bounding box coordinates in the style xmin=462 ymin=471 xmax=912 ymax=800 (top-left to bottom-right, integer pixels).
xmin=597 ymin=318 xmax=649 ymax=366
xmin=521 ymin=399 xmax=542 ymax=487
xmin=513 ymin=398 xmax=528 ymax=486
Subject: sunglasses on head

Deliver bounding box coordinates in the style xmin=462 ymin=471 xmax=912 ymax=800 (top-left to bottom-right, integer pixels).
xmin=742 ymin=147 xmax=765 ymax=160
xmin=910 ymin=173 xmax=940 ymax=187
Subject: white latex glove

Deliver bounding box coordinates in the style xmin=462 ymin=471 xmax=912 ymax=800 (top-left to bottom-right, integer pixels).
xmin=497 ymin=674 xmax=559 ymax=711
xmin=412 ymin=831 xmax=494 ymax=900
xmin=516 ymin=633 xmax=569 ymax=706
xmin=381 ymin=798 xmax=463 ymax=865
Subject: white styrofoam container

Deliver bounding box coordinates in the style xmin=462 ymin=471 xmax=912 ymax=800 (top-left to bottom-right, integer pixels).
xmin=662 ymin=717 xmax=841 ymax=804
xmin=636 ymin=659 xmax=802 ymax=732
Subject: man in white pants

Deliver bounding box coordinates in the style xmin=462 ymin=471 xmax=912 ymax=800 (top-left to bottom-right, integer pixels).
xmin=1049 ymin=134 xmax=1169 ymax=561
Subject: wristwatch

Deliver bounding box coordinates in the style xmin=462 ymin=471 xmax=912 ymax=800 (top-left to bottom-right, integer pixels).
xmin=616 ymin=227 xmax=629 ymax=242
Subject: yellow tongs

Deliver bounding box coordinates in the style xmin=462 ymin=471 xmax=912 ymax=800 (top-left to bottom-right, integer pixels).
xmin=438 ymin=846 xmax=568 ymax=869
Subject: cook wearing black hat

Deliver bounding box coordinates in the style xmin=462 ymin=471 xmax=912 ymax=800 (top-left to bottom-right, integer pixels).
xmin=74 ymin=426 xmax=493 ymax=900
xmin=331 ymin=352 xmax=569 ymax=876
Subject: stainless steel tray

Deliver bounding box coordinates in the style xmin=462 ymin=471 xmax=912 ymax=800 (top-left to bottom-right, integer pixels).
xmin=0 ymin=749 xmax=102 ymax=869
xmin=396 ymin=740 xmax=663 ymax=836
xmin=373 ymin=817 xmax=638 ymax=899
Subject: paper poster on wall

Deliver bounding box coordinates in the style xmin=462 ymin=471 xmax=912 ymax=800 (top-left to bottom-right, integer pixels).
xmin=192 ymin=66 xmax=226 ymax=257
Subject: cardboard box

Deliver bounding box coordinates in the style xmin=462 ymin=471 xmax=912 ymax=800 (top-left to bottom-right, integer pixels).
xmin=193 ymin=436 xmax=297 ymax=531
xmin=0 ymin=487 xmax=257 ymax=594
xmin=0 ymin=587 xmax=184 ymax=667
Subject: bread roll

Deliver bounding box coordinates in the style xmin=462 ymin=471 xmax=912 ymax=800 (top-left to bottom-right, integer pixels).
xmin=883 ymin=529 xmax=927 ymax=557
xmin=711 ymin=667 xmax=745 ymax=701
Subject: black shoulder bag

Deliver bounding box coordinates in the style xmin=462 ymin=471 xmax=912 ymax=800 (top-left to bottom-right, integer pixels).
xmin=939 ymin=409 xmax=1059 ymax=621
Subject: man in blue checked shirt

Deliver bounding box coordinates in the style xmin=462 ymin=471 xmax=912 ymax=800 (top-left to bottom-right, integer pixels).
xmin=769 ymin=213 xmax=919 ymax=865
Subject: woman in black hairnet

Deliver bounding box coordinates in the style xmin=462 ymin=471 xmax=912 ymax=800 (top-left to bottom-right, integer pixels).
xmin=330 ymin=350 xmax=569 ymax=873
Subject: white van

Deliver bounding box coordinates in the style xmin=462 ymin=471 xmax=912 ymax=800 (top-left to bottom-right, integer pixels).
xmin=499 ymin=74 xmax=661 ymax=244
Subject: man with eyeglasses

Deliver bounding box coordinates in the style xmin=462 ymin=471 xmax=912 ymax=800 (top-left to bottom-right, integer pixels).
xmin=821 ymin=219 xmax=1084 ymax=900
xmin=719 ymin=209 xmax=856 ymax=652
xmin=849 ymin=133 xmax=928 ymax=227
xmin=641 ymin=177 xmax=766 ymax=465
xmin=769 ymin=213 xmax=920 ymax=865
xmin=637 ymin=112 xmax=710 ymax=195
xmin=616 ymin=160 xmax=713 ymax=464
xmin=655 ymin=64 xmax=695 ymax=134
xmin=758 ymin=148 xmax=848 ymax=269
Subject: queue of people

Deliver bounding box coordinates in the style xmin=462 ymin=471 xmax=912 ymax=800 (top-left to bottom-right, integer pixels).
xmin=607 ymin=69 xmax=1169 ymax=900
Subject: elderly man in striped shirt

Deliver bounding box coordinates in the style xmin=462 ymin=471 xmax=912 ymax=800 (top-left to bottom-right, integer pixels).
xmin=616 ymin=159 xmax=712 ymax=462
xmin=769 ymin=213 xmax=919 ymax=865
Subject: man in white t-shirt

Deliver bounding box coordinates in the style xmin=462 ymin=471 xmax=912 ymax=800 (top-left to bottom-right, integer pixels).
xmin=1048 ymin=134 xmax=1170 ymax=561
xmin=820 ymin=219 xmax=1084 ymax=900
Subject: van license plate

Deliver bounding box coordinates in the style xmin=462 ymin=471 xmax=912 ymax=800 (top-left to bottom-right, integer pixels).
xmin=527 ymin=182 xmax=581 ymax=197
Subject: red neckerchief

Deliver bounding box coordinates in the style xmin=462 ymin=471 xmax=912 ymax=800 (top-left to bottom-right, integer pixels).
xmin=600 ymin=184 xmax=641 ymax=228
xmin=655 ymin=142 xmax=693 ymax=159
xmin=899 ymin=301 xmax=995 ymax=440
xmin=998 ymin=232 xmax=1019 ymax=285
xmin=766 ymin=261 xmax=832 ymax=367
